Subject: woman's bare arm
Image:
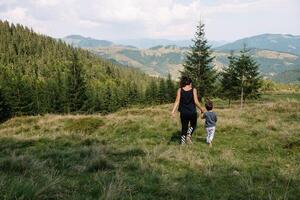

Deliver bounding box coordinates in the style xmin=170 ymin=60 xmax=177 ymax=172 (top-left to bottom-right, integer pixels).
xmin=193 ymin=88 xmax=204 ymax=113
xmin=171 ymin=88 xmax=181 ymax=116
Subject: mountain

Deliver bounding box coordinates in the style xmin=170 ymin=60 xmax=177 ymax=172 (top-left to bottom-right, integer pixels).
xmin=63 ymin=33 xmax=300 ymax=83
xmin=90 ymin=45 xmax=186 ymax=78
xmin=217 ymin=34 xmax=300 ymax=55
xmin=63 ymin=35 xmax=114 ymax=48
xmin=63 ymin=35 xmax=227 ymax=49
xmin=272 ymin=70 xmax=300 ymax=83
xmin=115 ymin=38 xmax=227 ymax=48
xmin=91 ymin=45 xmax=300 ymax=82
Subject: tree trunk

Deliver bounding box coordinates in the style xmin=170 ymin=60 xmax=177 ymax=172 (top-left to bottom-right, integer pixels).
xmin=240 ymin=86 xmax=244 ymax=108
xmin=240 ymin=75 xmax=244 ymax=109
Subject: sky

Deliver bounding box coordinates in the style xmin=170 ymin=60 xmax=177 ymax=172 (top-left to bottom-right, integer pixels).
xmin=0 ymin=0 xmax=299 ymax=41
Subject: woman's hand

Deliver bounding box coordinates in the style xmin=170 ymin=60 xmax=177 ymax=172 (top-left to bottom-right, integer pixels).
xmin=171 ymin=89 xmax=181 ymax=118
xmin=171 ymin=111 xmax=176 ymax=118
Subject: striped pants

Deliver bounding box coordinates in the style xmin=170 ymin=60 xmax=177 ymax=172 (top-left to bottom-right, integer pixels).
xmin=180 ymin=112 xmax=197 ymax=144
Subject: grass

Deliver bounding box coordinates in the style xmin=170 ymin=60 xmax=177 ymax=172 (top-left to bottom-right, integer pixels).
xmin=0 ymin=93 xmax=299 ymax=199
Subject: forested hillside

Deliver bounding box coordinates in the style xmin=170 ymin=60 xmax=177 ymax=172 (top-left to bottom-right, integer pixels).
xmin=0 ymin=21 xmax=176 ymax=119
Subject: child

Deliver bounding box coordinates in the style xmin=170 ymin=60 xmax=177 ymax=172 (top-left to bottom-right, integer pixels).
xmin=202 ymin=99 xmax=217 ymax=147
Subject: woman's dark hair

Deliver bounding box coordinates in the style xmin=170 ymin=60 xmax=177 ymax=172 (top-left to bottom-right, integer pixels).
xmin=180 ymin=76 xmax=192 ymax=87
xmin=205 ymin=98 xmax=213 ymax=111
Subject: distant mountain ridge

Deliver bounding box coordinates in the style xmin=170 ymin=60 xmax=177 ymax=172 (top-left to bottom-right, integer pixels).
xmin=63 ymin=35 xmax=227 ymax=49
xmin=63 ymin=35 xmax=114 ymax=48
xmin=63 ymin=33 xmax=300 ymax=83
xmin=91 ymin=45 xmax=300 ymax=82
xmin=217 ymin=34 xmax=300 ymax=55
xmin=114 ymin=38 xmax=227 ymax=48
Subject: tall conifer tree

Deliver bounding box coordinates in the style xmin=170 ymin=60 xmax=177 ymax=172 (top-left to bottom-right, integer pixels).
xmin=220 ymin=51 xmax=239 ymax=106
xmin=66 ymin=51 xmax=87 ymax=112
xmin=221 ymin=47 xmax=262 ymax=107
xmin=182 ymin=21 xmax=216 ymax=101
xmin=0 ymin=86 xmax=11 ymax=122
xmin=166 ymin=73 xmax=176 ymax=102
xmin=235 ymin=47 xmax=262 ymax=107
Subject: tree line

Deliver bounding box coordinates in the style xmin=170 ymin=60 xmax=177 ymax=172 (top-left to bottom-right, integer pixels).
xmin=0 ymin=20 xmax=263 ymax=122
xmin=0 ymin=20 xmax=176 ymax=121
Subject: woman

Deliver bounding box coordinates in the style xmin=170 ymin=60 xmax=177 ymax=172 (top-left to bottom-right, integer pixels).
xmin=171 ymin=76 xmax=203 ymax=144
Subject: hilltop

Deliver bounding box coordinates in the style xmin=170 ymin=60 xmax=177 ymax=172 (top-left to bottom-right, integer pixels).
xmin=0 ymin=92 xmax=299 ymax=199
xmin=63 ymin=35 xmax=114 ymax=48
xmin=217 ymin=34 xmax=300 ymax=56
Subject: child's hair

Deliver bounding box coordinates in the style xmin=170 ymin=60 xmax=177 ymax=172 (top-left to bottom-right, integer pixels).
xmin=180 ymin=76 xmax=192 ymax=87
xmin=205 ymin=98 xmax=213 ymax=111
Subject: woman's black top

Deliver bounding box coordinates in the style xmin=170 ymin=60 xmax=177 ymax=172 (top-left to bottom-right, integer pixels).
xmin=178 ymin=88 xmax=196 ymax=114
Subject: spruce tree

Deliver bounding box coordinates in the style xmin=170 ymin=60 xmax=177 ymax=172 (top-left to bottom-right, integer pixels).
xmin=235 ymin=47 xmax=262 ymax=107
xmin=66 ymin=51 xmax=87 ymax=112
xmin=220 ymin=51 xmax=239 ymax=106
xmin=128 ymin=81 xmax=139 ymax=104
xmin=182 ymin=21 xmax=217 ymax=101
xmin=166 ymin=73 xmax=176 ymax=102
xmin=221 ymin=47 xmax=262 ymax=107
xmin=0 ymin=86 xmax=11 ymax=122
xmin=158 ymin=79 xmax=166 ymax=103
xmin=51 ymin=69 xmax=66 ymax=113
xmin=145 ymin=80 xmax=158 ymax=104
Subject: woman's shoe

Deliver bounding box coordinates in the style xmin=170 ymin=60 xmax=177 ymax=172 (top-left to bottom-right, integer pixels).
xmin=186 ymin=134 xmax=192 ymax=144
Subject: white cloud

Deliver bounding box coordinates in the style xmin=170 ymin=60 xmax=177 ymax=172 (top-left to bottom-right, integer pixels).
xmin=0 ymin=0 xmax=299 ymax=40
xmin=79 ymin=19 xmax=101 ymax=28
xmin=31 ymin=0 xmax=60 ymax=7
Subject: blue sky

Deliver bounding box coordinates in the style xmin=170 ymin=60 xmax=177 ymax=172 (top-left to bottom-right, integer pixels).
xmin=0 ymin=0 xmax=299 ymax=41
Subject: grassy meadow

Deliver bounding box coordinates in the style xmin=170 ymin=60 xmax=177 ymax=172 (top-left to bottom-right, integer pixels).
xmin=0 ymin=92 xmax=299 ymax=199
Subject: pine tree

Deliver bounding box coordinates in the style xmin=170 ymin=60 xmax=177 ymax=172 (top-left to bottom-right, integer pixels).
xmin=66 ymin=51 xmax=87 ymax=112
xmin=235 ymin=47 xmax=262 ymax=107
xmin=220 ymin=51 xmax=239 ymax=106
xmin=166 ymin=73 xmax=176 ymax=102
xmin=221 ymin=47 xmax=262 ymax=107
xmin=51 ymin=69 xmax=66 ymax=113
xmin=128 ymin=81 xmax=139 ymax=104
xmin=145 ymin=80 xmax=158 ymax=104
xmin=0 ymin=86 xmax=11 ymax=122
xmin=158 ymin=79 xmax=166 ymax=103
xmin=182 ymin=21 xmax=217 ymax=101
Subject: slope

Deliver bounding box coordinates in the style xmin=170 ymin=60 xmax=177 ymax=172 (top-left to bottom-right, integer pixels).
xmin=0 ymin=93 xmax=299 ymax=199
xmin=0 ymin=20 xmax=159 ymax=116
